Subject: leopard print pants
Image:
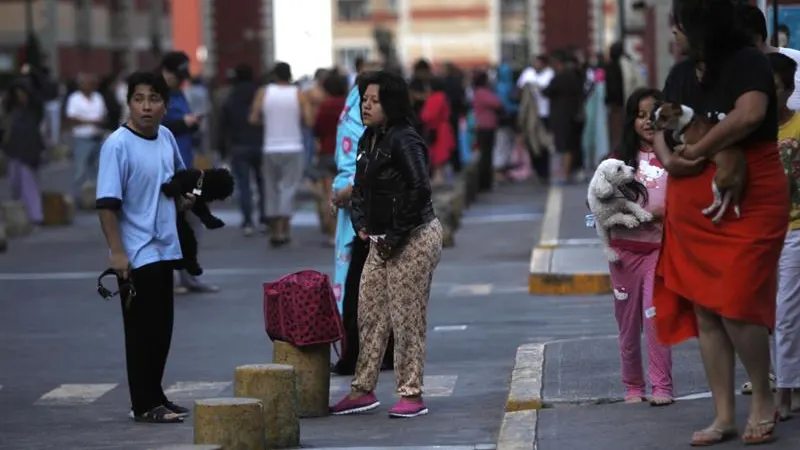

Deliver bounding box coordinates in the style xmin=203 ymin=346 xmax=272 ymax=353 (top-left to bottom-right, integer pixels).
xmin=351 ymin=218 xmax=443 ymax=397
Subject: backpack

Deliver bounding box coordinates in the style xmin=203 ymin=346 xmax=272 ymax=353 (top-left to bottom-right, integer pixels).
xmin=263 ymin=270 xmax=345 ymax=348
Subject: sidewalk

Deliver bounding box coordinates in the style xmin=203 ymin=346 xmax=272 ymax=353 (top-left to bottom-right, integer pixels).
xmin=528 ymin=183 xmax=610 ymax=295
xmin=538 ymin=397 xmax=800 ymax=449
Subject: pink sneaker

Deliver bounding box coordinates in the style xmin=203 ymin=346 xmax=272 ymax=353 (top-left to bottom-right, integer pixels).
xmin=388 ymin=398 xmax=428 ymax=418
xmin=329 ymin=392 xmax=380 ymax=415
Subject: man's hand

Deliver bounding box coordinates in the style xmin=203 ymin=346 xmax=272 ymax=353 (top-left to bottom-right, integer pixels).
xmin=177 ymin=194 xmax=196 ymax=211
xmin=110 ymin=252 xmax=131 ymax=280
xmin=184 ymin=114 xmax=200 ymax=127
xmin=357 ymin=229 xmax=369 ymax=241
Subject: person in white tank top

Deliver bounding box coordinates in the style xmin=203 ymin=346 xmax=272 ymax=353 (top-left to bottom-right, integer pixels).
xmin=249 ymin=62 xmax=309 ymax=246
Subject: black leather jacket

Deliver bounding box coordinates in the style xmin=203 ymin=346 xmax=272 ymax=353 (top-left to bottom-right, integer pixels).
xmin=350 ymin=122 xmax=436 ymax=250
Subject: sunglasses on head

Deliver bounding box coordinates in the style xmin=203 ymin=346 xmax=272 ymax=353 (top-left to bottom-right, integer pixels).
xmin=97 ymin=268 xmax=136 ymax=310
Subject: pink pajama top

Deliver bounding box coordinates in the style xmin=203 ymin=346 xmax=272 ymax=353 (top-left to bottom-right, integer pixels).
xmin=609 ymin=146 xmax=668 ymax=253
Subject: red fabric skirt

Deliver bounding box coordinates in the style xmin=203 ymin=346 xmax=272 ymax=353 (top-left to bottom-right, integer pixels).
xmin=654 ymin=141 xmax=789 ymax=345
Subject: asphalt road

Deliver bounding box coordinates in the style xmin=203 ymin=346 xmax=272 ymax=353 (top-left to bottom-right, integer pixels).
xmin=0 ymin=180 xmax=555 ymax=450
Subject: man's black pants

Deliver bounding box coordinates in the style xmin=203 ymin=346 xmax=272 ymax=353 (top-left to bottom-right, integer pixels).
xmin=476 ymin=128 xmax=496 ymax=192
xmin=121 ymin=261 xmax=175 ymax=415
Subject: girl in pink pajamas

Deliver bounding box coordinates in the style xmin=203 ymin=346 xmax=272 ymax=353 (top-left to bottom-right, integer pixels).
xmin=608 ymin=87 xmax=674 ymax=406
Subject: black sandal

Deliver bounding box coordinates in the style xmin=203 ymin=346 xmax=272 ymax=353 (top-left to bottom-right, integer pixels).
xmin=164 ymin=401 xmax=190 ymax=417
xmin=133 ymin=405 xmax=184 ymax=423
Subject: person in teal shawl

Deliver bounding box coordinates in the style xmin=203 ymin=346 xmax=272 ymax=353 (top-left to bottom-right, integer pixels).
xmin=332 ymin=84 xmax=363 ymax=313
xmin=330 ymin=77 xmax=393 ymax=375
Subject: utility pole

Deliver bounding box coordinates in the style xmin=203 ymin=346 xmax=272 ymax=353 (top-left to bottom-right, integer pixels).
xmin=618 ymin=0 xmax=626 ymax=43
xmin=772 ymin=0 xmax=780 ymax=47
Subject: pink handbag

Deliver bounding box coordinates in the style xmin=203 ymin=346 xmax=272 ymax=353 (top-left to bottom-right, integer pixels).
xmin=263 ymin=270 xmax=345 ymax=347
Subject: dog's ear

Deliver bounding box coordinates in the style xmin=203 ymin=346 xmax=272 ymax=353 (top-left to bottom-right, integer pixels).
xmin=592 ymin=175 xmax=615 ymax=199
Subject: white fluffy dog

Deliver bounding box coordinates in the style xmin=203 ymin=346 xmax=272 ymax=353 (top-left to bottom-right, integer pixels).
xmin=587 ymin=159 xmax=653 ymax=262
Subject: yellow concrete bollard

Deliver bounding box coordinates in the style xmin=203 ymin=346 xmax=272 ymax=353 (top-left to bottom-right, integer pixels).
xmin=78 ymin=182 xmax=96 ymax=210
xmin=1 ymin=201 xmax=31 ymax=237
xmin=193 ymin=397 xmax=265 ymax=450
xmin=41 ymin=192 xmax=75 ymax=226
xmin=234 ymin=364 xmax=300 ymax=449
xmin=272 ymin=341 xmax=331 ymax=417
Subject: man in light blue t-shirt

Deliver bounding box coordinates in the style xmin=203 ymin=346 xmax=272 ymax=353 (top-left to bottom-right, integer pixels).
xmin=95 ymin=71 xmax=194 ymax=424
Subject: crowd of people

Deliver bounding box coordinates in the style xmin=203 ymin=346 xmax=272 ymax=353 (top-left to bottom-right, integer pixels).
xmin=14 ymin=0 xmax=800 ymax=440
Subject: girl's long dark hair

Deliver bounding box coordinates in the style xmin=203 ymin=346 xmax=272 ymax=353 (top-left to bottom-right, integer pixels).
xmin=672 ymin=0 xmax=753 ymax=88
xmin=613 ymin=87 xmax=662 ymax=207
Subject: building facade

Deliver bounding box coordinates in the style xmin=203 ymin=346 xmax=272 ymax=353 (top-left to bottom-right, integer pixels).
xmin=0 ymin=0 xmax=172 ymax=79
xmin=331 ymin=0 xmax=601 ymax=70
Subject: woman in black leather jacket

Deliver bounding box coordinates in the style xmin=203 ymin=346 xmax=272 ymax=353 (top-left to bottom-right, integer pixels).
xmin=330 ymin=70 xmax=443 ymax=419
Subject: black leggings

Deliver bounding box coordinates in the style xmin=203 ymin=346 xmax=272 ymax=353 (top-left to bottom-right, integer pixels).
xmin=121 ymin=261 xmax=175 ymax=415
xmin=335 ymin=237 xmax=393 ymax=373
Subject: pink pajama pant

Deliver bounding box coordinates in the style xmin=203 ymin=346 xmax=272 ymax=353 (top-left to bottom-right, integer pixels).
xmin=609 ymin=247 xmax=673 ymax=398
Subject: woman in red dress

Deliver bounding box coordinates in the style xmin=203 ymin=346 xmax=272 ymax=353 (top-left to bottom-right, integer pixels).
xmin=653 ymin=0 xmax=788 ymax=445
xmin=420 ymin=78 xmax=455 ymax=187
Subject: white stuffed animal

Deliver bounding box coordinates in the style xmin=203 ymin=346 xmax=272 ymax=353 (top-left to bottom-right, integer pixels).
xmin=587 ymin=159 xmax=654 ymax=262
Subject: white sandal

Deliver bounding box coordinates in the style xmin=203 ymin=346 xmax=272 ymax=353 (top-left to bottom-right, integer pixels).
xmin=741 ymin=373 xmax=776 ymax=395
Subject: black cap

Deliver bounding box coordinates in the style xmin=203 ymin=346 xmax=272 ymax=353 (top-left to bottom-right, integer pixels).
xmin=160 ymin=51 xmax=191 ymax=79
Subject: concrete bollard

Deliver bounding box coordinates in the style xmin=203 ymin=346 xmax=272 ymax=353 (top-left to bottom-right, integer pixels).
xmin=149 ymin=446 xmax=222 ymax=450
xmin=433 ymin=191 xmax=458 ymax=248
xmin=1 ymin=201 xmax=31 ymax=237
xmin=41 ymin=192 xmax=75 ymax=226
xmin=194 ymin=397 xmax=265 ymax=450
xmin=78 ymin=182 xmax=96 ymax=211
xmin=234 ymin=364 xmax=300 ymax=449
xmin=272 ymin=341 xmax=331 ymax=417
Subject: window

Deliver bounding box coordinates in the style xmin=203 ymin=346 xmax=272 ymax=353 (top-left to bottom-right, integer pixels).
xmin=337 ymin=47 xmax=371 ymax=71
xmin=338 ymin=0 xmax=369 ymax=21
xmin=501 ymin=40 xmax=527 ymax=64
xmin=501 ymin=0 xmax=526 ymax=14
xmin=387 ymin=0 xmax=397 ymax=13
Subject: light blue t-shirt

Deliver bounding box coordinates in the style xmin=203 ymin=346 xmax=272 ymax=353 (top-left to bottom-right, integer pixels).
xmin=96 ymin=125 xmax=186 ymax=269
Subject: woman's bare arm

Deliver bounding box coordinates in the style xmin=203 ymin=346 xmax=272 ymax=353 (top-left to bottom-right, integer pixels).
xmin=693 ymin=91 xmax=769 ymax=157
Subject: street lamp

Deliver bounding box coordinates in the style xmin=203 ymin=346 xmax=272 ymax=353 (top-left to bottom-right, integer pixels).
xmin=23 ymin=0 xmax=42 ymax=71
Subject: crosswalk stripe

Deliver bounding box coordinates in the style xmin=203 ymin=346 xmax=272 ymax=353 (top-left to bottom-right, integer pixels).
xmin=448 ymin=284 xmax=493 ymax=297
xmin=35 ymin=383 xmax=117 ymax=405
xmin=329 ymin=375 xmax=458 ymax=397
xmin=164 ymin=381 xmax=232 ymax=399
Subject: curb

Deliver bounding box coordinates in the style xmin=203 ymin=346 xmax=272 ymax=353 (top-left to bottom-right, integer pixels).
xmin=528 ymin=185 xmax=611 ymax=296
xmin=528 ymin=247 xmax=611 ymax=295
xmin=498 ymin=343 xmax=544 ymax=450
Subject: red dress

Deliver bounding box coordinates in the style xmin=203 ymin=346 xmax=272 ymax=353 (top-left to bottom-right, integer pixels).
xmin=420 ymin=92 xmax=455 ymax=169
xmin=654 ymin=142 xmax=789 ymax=345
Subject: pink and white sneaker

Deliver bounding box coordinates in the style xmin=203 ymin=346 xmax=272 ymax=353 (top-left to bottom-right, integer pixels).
xmin=329 ymin=392 xmax=380 ymax=415
xmin=388 ymin=398 xmax=429 ymax=418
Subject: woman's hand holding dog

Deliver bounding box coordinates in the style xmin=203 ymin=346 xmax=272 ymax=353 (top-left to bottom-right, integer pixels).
xmin=663 ymin=147 xmax=707 ymax=177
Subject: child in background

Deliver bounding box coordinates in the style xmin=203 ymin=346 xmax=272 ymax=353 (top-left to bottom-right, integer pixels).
xmin=606 ymin=87 xmax=673 ymax=406
xmin=769 ymin=52 xmax=800 ymax=421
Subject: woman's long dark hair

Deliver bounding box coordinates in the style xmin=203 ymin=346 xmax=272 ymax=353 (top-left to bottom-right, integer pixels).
xmin=613 ymin=87 xmax=662 ymax=207
xmin=357 ymin=70 xmax=417 ymax=127
xmin=672 ymin=0 xmax=753 ymax=88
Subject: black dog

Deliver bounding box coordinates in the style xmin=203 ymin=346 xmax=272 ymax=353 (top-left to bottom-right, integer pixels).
xmin=161 ymin=168 xmax=235 ymax=276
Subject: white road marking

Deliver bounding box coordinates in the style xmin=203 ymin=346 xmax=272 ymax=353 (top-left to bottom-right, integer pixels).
xmin=416 ymin=375 xmax=458 ymax=397
xmin=330 ymin=375 xmax=458 ymax=398
xmin=36 ymin=383 xmax=117 ymax=405
xmin=435 ymin=325 xmax=468 ymax=332
xmin=448 ymin=284 xmax=493 ymax=296
xmin=164 ymin=381 xmax=231 ymax=399
xmin=462 ymin=213 xmax=542 ymax=225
